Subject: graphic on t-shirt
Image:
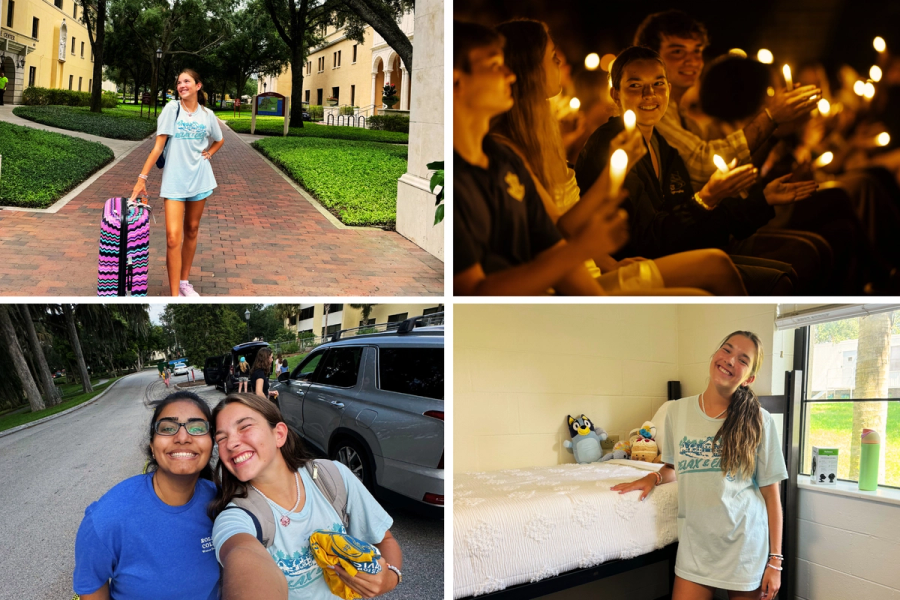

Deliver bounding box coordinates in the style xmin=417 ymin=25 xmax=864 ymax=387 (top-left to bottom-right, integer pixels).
xmin=669 ymin=171 xmax=686 ymax=195
xmin=270 ymin=522 xmax=345 ymax=591
xmin=677 ymin=435 xmax=730 ymax=476
xmin=175 ymin=119 xmax=208 ymax=140
xmin=504 ymin=172 xmax=525 ymax=201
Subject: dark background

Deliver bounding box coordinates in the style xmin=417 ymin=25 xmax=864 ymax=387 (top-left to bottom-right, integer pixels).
xmin=454 ymin=0 xmax=900 ymax=85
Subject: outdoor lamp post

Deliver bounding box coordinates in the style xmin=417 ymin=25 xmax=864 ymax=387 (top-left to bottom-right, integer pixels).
xmin=155 ymin=48 xmax=163 ymax=115
xmin=245 ymin=309 xmax=251 ymax=342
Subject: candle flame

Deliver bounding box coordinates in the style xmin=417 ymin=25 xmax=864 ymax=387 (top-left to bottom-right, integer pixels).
xmin=874 ymin=36 xmax=886 ymax=53
xmin=713 ymin=154 xmax=729 ymax=173
xmin=814 ymin=152 xmax=834 ymax=167
xmin=876 ymin=132 xmax=891 ymax=146
xmin=569 ymin=97 xmax=581 ymax=110
xmin=611 ymin=149 xmax=628 ymax=170
xmin=870 ymin=65 xmax=883 ymax=82
xmin=782 ymin=64 xmax=792 ymax=88
xmin=817 ymin=98 xmax=830 ymax=115
xmin=853 ymin=80 xmax=866 ymax=96
xmin=623 ymin=109 xmax=636 ymax=132
xmin=585 ymin=53 xmax=600 ymax=70
xmin=757 ymin=49 xmax=774 ymax=64
xmin=864 ymin=82 xmax=876 ymax=99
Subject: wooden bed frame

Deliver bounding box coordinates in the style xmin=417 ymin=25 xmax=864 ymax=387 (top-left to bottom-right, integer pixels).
xmin=460 ymin=365 xmax=802 ymax=600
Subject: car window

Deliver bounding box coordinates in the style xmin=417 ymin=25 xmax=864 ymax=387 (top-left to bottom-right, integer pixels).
xmin=378 ymin=347 xmax=443 ymax=400
xmin=292 ymin=350 xmax=325 ymax=380
xmin=315 ymin=347 xmax=363 ymax=388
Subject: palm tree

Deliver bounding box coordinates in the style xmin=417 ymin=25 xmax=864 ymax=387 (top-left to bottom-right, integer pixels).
xmin=63 ymin=304 xmax=94 ymax=393
xmin=350 ymin=304 xmax=376 ymax=328
xmin=0 ymin=305 xmax=45 ymax=412
xmin=849 ymin=313 xmax=891 ymax=480
xmin=17 ymin=305 xmax=61 ymax=406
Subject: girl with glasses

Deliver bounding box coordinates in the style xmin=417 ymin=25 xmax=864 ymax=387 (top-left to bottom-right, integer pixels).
xmin=73 ymin=391 xmax=219 ymax=599
xmin=210 ymin=393 xmax=402 ymax=600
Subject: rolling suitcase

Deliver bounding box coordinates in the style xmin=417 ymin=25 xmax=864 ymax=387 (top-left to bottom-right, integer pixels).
xmin=97 ymin=196 xmax=152 ymax=296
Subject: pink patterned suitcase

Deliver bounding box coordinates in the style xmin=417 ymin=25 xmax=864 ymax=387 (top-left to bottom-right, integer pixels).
xmin=97 ymin=197 xmax=151 ymax=296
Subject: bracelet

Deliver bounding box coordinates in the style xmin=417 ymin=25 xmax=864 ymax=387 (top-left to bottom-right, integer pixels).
xmin=386 ymin=564 xmax=402 ymax=584
xmin=766 ymin=563 xmax=783 ymax=571
xmin=693 ymin=192 xmax=714 ymax=211
xmin=652 ymin=471 xmax=662 ymax=486
xmin=768 ymin=553 xmax=784 ymax=559
xmin=765 ymin=107 xmax=778 ymax=126
xmin=138 ymin=174 xmax=148 ymax=180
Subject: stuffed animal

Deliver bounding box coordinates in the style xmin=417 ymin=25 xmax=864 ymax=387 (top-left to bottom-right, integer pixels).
xmin=563 ymin=414 xmax=607 ymax=463
xmin=598 ymin=439 xmax=632 ymax=462
xmin=630 ymin=420 xmax=662 ymax=463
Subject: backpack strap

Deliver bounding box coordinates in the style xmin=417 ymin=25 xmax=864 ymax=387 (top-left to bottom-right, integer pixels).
xmin=305 ymin=459 xmax=350 ymax=531
xmin=228 ymin=490 xmax=276 ymax=548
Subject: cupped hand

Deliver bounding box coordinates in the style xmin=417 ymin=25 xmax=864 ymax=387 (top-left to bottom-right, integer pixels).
xmin=763 ymin=173 xmax=818 ymax=205
xmin=130 ymin=179 xmax=147 ymax=203
xmin=610 ymin=127 xmax=648 ymax=173
xmin=769 ymin=84 xmax=821 ymax=124
xmin=700 ymin=162 xmax=758 ymax=207
xmin=578 ymin=189 xmax=630 ymax=257
xmin=609 ymin=474 xmax=655 ymax=501
xmin=332 ymin=558 xmax=397 ymax=598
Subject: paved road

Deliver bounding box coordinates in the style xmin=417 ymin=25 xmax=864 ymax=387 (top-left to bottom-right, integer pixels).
xmin=0 ymin=111 xmax=444 ymax=296
xmin=0 ymin=370 xmax=442 ymax=599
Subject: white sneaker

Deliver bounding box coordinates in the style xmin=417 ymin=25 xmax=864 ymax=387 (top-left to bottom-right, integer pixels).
xmin=179 ymin=282 xmax=200 ymax=296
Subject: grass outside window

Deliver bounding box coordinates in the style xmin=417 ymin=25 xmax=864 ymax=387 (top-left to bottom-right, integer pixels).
xmin=253 ymin=137 xmax=408 ymax=228
xmin=13 ymin=105 xmax=158 ymax=140
xmin=0 ymin=122 xmax=114 ymax=208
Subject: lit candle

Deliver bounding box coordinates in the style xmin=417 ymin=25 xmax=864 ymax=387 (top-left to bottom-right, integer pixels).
xmin=864 ymin=82 xmax=875 ymax=99
xmin=782 ymin=64 xmax=792 ymax=89
xmin=853 ymin=80 xmax=866 ymax=96
xmin=817 ymin=98 xmax=831 ymax=115
xmin=876 ymin=132 xmax=891 ymax=146
xmin=874 ymin=36 xmax=886 ymax=53
xmin=870 ymin=65 xmax=883 ymax=82
xmin=713 ymin=154 xmax=729 ymax=173
xmin=814 ymin=152 xmax=834 ymax=167
xmin=609 ymin=149 xmax=628 ymax=196
xmin=585 ymin=53 xmax=600 ymax=70
xmin=757 ymin=49 xmax=773 ymax=64
xmin=623 ymin=109 xmax=636 ymax=133
xmin=569 ymin=97 xmax=581 ymax=110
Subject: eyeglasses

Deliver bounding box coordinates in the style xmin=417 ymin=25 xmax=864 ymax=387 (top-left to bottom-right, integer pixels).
xmin=154 ymin=418 xmax=210 ymax=436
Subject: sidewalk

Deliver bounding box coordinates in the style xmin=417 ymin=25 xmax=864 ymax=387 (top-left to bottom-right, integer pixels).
xmin=0 ymin=114 xmax=443 ymax=296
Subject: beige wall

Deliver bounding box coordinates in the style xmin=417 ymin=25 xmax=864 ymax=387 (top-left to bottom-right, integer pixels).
xmin=284 ymin=303 xmax=441 ymax=335
xmin=455 ymin=304 xmax=787 ymax=474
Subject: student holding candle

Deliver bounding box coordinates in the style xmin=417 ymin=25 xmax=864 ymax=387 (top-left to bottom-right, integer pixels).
xmin=490 ymin=18 xmax=751 ymax=295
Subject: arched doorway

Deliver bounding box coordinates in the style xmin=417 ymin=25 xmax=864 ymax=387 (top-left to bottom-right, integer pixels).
xmin=0 ymin=55 xmax=17 ymax=105
xmin=371 ymin=57 xmax=384 ymax=115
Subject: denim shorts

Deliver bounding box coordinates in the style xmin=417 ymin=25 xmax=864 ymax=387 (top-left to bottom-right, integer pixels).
xmin=169 ymin=189 xmax=213 ymax=202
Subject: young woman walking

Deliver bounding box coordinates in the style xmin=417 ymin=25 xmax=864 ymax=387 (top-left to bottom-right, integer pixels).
xmin=210 ymin=393 xmax=402 ymax=600
xmin=612 ymin=331 xmax=788 ymax=599
xmin=131 ymin=69 xmax=224 ymax=296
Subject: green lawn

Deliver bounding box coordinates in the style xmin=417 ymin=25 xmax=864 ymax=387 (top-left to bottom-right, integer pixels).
xmin=285 ymin=352 xmax=311 ymax=373
xmin=221 ymin=114 xmax=409 ymax=144
xmin=0 ymin=122 xmax=115 ymax=208
xmin=253 ymin=137 xmax=408 ymax=227
xmin=0 ymin=377 xmax=122 ymax=433
xmin=803 ymin=401 xmax=900 ymax=487
xmin=13 ymin=105 xmax=158 ymax=140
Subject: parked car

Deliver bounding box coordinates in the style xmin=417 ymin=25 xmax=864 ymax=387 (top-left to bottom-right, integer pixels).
xmin=173 ymin=363 xmax=189 ymax=376
xmin=204 ymin=341 xmax=270 ymax=394
xmin=275 ymin=316 xmax=444 ymax=516
xmin=301 ymin=101 xmax=312 ymax=122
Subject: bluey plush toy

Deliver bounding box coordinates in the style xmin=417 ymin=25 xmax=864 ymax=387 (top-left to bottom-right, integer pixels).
xmin=563 ymin=414 xmax=607 ymax=464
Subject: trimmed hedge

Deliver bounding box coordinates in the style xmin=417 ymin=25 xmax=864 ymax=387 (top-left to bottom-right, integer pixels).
xmin=0 ymin=122 xmax=114 ymax=208
xmin=13 ymin=106 xmax=157 ymax=140
xmin=222 ymin=116 xmax=408 ymax=144
xmin=367 ymin=114 xmax=410 ymax=133
xmin=22 ymin=86 xmax=118 ymax=108
xmin=253 ymin=137 xmax=408 ymax=227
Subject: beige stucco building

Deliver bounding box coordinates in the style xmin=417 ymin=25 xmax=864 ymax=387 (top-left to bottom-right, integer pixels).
xmin=283 ymin=303 xmax=442 ymax=338
xmin=258 ymin=11 xmax=414 ymax=117
xmin=1 ymin=0 xmax=97 ymax=104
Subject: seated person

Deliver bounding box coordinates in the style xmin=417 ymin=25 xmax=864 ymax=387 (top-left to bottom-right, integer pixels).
xmin=575 ymin=46 xmax=818 ymax=294
xmin=453 ymin=20 xmax=629 ymax=296
xmin=492 ymin=18 xmax=746 ymax=295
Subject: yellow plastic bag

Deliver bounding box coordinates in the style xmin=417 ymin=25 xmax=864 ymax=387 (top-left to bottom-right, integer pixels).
xmin=309 ymin=530 xmax=382 ymax=600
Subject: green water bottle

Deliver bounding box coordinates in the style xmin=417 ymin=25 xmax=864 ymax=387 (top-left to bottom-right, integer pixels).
xmin=859 ymin=428 xmax=881 ymax=491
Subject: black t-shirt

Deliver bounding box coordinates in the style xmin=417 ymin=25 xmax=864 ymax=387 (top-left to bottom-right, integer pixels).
xmin=454 ymin=136 xmax=562 ymax=279
xmin=249 ymin=368 xmax=268 ymax=398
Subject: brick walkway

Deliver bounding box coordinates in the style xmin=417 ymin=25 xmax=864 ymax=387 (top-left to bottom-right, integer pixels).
xmin=0 ymin=121 xmax=444 ymax=296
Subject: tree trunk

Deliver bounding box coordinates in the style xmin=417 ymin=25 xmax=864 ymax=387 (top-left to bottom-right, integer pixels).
xmin=18 ymin=305 xmax=62 ymax=406
xmin=64 ymin=304 xmax=94 ymax=393
xmin=90 ymin=0 xmax=107 ymax=112
xmin=0 ymin=306 xmax=46 ymax=412
xmin=849 ymin=313 xmax=891 ymax=479
xmin=289 ymin=45 xmax=306 ymax=127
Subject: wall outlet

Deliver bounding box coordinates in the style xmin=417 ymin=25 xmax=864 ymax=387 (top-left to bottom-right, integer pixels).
xmin=600 ymin=434 xmax=620 ymax=450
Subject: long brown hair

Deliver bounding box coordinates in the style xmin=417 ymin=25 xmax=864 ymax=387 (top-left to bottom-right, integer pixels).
xmin=208 ymin=392 xmax=312 ymax=518
xmin=491 ymin=19 xmax=566 ymax=201
xmin=712 ymin=331 xmax=764 ymax=480
xmin=251 ymin=347 xmax=273 ymax=374
xmin=176 ymin=68 xmax=207 ymax=107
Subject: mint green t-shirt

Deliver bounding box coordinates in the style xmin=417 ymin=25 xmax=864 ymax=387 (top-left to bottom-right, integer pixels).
xmin=661 ymin=395 xmax=788 ymax=591
xmin=156 ymin=99 xmax=223 ymax=198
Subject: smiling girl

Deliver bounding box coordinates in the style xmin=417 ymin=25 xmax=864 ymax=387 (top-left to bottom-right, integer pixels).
xmin=611 ymin=332 xmax=788 ymax=600
xmin=73 ymin=392 xmax=219 ymax=599
xmin=131 ymin=69 xmax=225 ymax=297
xmin=210 ymin=393 xmax=402 ymax=600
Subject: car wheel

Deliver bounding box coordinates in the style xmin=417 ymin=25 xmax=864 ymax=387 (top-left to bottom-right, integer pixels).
xmin=331 ymin=438 xmax=374 ymax=490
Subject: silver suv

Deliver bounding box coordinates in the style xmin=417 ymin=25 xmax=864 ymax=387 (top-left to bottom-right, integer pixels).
xmin=274 ymin=317 xmax=444 ymax=515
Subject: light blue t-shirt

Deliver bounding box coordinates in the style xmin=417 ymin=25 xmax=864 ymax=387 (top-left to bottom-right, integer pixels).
xmin=157 ymin=100 xmax=223 ymax=198
xmin=661 ymin=395 xmax=788 ymax=591
xmin=73 ymin=473 xmax=220 ymax=599
xmin=212 ymin=462 xmax=393 ymax=599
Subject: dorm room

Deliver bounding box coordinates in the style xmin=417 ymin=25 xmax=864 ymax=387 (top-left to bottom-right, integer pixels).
xmin=454 ymin=304 xmax=900 ymax=600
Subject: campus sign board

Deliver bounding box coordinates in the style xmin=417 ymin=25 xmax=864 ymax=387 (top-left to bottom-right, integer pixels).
xmin=251 ymin=92 xmax=291 ymax=136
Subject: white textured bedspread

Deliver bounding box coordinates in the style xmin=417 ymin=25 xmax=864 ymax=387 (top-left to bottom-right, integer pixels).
xmin=453 ymin=462 xmax=679 ymax=598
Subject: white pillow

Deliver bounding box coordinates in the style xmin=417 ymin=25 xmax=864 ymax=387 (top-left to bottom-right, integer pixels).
xmin=651 ymin=401 xmax=671 ymax=461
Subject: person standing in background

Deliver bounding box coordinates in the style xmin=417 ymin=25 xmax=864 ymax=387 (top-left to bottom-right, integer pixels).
xmin=0 ymin=71 xmax=8 ymax=106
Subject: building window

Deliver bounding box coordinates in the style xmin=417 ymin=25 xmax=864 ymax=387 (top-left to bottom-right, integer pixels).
xmin=54 ymin=0 xmax=62 ymax=9
xmin=28 ymin=66 xmax=36 ymax=87
xmin=88 ymin=78 xmax=91 ymax=90
xmin=352 ymin=44 xmax=357 ymax=63
xmin=331 ymin=86 xmax=339 ymax=103
xmin=423 ymin=305 xmax=443 ymax=316
xmin=326 ymin=324 xmax=341 ymax=336
xmin=32 ymin=16 xmax=38 ymax=39
xmin=387 ymin=313 xmax=409 ymax=329
xmin=318 ymin=57 xmax=324 ymax=72
xmin=72 ymin=2 xmax=76 ymax=18
xmin=6 ymin=0 xmax=13 ymax=27
xmin=90 ymin=49 xmax=93 ymax=62
xmin=350 ymin=85 xmax=355 ymax=107
xmin=328 ymin=304 xmax=343 ymax=313
xmin=288 ymin=316 xmax=297 ymax=326
xmin=78 ymin=76 xmax=82 ymax=91
xmin=316 ymin=89 xmax=323 ymax=105
xmin=359 ymin=318 xmax=375 ymax=327
xmin=68 ymin=75 xmax=73 ymax=90
xmin=299 ymin=306 xmax=314 ymax=320
xmin=81 ymin=41 xmax=84 ymax=57
xmin=71 ymin=37 xmax=76 ymax=54
xmin=337 ymin=50 xmax=341 ymax=67
xmin=305 ymin=89 xmax=310 ymax=103
xmin=307 ymin=61 xmax=311 ymax=75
